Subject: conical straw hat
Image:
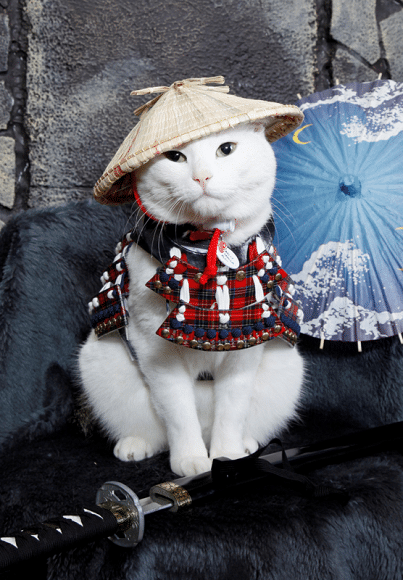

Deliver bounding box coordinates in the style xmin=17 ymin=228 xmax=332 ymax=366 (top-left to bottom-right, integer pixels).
xmin=94 ymin=76 xmax=304 ymax=205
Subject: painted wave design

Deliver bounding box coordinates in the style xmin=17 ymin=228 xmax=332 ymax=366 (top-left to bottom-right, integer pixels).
xmin=292 ymin=241 xmax=403 ymax=341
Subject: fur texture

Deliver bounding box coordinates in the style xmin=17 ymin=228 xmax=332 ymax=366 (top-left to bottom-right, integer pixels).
xmin=0 ymin=201 xmax=132 ymax=450
xmin=79 ymin=125 xmax=304 ymax=477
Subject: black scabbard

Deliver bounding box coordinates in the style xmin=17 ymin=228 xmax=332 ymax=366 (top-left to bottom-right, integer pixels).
xmin=151 ymin=421 xmax=403 ymax=509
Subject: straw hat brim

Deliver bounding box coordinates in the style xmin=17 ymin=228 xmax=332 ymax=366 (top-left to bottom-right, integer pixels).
xmin=94 ymin=85 xmax=303 ymax=205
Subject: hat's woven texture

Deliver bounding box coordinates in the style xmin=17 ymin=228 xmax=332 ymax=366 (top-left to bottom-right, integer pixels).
xmin=94 ymin=76 xmax=304 ymax=205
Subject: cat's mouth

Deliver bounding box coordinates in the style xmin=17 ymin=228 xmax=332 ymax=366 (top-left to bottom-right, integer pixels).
xmin=186 ymin=195 xmax=235 ymax=224
xmin=190 ymin=186 xmax=233 ymax=206
xmin=195 ymin=188 xmax=221 ymax=199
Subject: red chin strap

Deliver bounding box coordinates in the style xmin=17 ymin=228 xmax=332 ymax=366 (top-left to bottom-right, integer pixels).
xmin=131 ymin=172 xmax=166 ymax=223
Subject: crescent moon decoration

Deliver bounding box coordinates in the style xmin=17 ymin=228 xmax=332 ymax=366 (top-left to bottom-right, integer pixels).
xmin=292 ymin=124 xmax=313 ymax=145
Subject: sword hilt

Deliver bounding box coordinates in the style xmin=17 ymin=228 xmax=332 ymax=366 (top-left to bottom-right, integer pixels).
xmin=0 ymin=480 xmax=173 ymax=570
xmin=96 ymin=481 xmax=173 ymax=547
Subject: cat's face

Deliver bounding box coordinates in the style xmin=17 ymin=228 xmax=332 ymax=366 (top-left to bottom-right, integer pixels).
xmin=135 ymin=124 xmax=276 ymax=239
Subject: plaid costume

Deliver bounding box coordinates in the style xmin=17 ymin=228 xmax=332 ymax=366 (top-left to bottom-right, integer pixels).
xmin=89 ymin=224 xmax=302 ymax=352
xmin=88 ymin=231 xmax=133 ymax=338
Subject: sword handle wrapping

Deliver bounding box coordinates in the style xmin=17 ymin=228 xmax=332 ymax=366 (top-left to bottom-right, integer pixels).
xmin=0 ymin=505 xmax=118 ymax=571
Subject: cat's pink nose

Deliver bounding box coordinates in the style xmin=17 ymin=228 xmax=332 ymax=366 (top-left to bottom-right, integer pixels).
xmin=193 ymin=174 xmax=212 ymax=189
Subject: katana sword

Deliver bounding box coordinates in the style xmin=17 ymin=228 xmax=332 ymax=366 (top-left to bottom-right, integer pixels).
xmin=1 ymin=420 xmax=402 ymax=570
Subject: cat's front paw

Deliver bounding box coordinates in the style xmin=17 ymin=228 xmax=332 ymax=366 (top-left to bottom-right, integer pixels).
xmin=114 ymin=436 xmax=157 ymax=462
xmin=209 ymin=439 xmax=248 ymax=461
xmin=243 ymin=436 xmax=259 ymax=455
xmin=210 ymin=450 xmax=248 ymax=461
xmin=170 ymin=455 xmax=212 ymax=477
xmin=210 ymin=435 xmax=258 ymax=461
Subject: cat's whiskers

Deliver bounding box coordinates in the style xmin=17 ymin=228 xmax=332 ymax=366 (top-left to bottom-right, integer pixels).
xmin=155 ymin=222 xmax=166 ymax=260
xmin=149 ymin=197 xmax=187 ymax=258
xmin=168 ymin=197 xmax=191 ymax=224
xmin=129 ymin=212 xmax=162 ymax=262
xmin=125 ymin=203 xmax=144 ymax=234
xmin=151 ymin=220 xmax=167 ymax=260
xmin=271 ymin=197 xmax=294 ymax=224
xmin=155 ymin=193 xmax=186 ymax=222
xmin=115 ymin=204 xmax=144 ymax=260
xmin=271 ymin=189 xmax=298 ymax=250
xmin=121 ymin=193 xmax=190 ymax=261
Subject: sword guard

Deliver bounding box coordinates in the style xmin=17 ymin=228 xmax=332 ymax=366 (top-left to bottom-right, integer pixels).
xmin=96 ymin=481 xmax=145 ymax=547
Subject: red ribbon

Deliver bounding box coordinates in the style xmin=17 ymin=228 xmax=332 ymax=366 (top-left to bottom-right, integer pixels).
xmin=199 ymin=228 xmax=221 ymax=285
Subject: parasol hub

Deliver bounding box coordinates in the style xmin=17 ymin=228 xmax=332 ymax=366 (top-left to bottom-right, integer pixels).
xmin=339 ymin=175 xmax=362 ymax=198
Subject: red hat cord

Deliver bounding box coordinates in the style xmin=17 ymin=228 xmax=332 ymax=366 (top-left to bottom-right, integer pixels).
xmin=131 ymin=172 xmax=166 ymax=224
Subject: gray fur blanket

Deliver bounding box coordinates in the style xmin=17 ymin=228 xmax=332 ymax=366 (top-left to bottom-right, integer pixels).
xmin=0 ymin=201 xmax=403 ymax=579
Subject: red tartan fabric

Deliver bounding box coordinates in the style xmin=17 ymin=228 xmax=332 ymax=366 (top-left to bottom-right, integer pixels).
xmin=147 ymin=239 xmax=300 ymax=351
xmin=88 ymin=230 xmax=301 ymax=352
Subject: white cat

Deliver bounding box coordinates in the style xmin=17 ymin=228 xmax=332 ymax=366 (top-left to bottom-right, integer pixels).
xmin=78 ymin=123 xmax=304 ymax=477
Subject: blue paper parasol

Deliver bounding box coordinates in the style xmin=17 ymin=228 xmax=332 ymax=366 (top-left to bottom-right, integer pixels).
xmin=272 ymin=80 xmax=403 ymax=343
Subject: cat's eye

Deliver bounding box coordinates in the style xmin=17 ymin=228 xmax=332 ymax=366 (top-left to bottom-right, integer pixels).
xmin=216 ymin=142 xmax=237 ymax=157
xmin=164 ymin=150 xmax=187 ymax=163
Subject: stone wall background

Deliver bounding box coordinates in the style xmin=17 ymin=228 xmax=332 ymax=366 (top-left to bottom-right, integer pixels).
xmin=0 ymin=0 xmax=402 ymax=226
